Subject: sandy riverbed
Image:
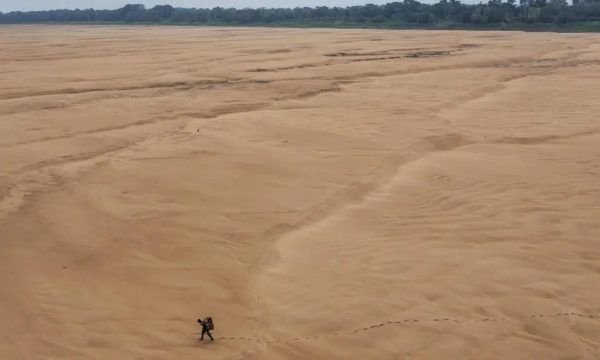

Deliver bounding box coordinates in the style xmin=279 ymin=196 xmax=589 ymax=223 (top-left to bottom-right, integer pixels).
xmin=1 ymin=25 xmax=600 ymax=359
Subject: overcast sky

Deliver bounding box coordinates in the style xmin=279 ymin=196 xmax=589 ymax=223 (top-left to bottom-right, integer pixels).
xmin=0 ymin=1 xmax=420 ymax=12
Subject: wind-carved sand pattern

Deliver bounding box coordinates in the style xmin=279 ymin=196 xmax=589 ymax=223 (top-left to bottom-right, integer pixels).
xmin=1 ymin=26 xmax=600 ymax=360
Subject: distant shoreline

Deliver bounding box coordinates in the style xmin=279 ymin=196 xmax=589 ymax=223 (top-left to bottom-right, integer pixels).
xmin=3 ymin=2 xmax=600 ymax=33
xmin=2 ymin=21 xmax=600 ymax=33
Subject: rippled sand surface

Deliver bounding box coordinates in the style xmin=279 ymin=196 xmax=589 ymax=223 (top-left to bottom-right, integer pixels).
xmin=1 ymin=25 xmax=600 ymax=359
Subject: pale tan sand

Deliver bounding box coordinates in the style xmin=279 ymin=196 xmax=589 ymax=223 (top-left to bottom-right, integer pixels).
xmin=1 ymin=25 xmax=600 ymax=359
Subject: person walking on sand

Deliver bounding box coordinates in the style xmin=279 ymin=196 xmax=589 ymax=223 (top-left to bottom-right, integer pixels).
xmin=198 ymin=317 xmax=214 ymax=341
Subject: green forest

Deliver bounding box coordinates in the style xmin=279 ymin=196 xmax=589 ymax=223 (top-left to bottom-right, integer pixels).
xmin=2 ymin=1 xmax=600 ymax=31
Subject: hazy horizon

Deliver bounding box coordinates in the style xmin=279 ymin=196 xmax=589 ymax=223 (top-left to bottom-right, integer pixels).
xmin=0 ymin=1 xmax=422 ymax=13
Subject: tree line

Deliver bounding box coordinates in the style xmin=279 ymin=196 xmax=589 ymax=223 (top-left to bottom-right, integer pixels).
xmin=2 ymin=1 xmax=600 ymax=29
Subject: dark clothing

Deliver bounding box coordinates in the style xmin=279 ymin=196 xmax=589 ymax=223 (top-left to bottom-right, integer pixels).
xmin=200 ymin=322 xmax=214 ymax=341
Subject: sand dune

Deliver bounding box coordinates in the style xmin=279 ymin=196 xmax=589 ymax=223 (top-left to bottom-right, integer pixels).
xmin=1 ymin=25 xmax=600 ymax=359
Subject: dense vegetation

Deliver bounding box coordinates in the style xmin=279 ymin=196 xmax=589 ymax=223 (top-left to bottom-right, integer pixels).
xmin=2 ymin=1 xmax=600 ymax=31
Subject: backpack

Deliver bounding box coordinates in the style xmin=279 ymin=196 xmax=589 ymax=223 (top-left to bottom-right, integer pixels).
xmin=204 ymin=317 xmax=214 ymax=330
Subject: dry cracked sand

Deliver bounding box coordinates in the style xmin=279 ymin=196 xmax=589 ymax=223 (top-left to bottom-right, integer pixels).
xmin=1 ymin=25 xmax=600 ymax=359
